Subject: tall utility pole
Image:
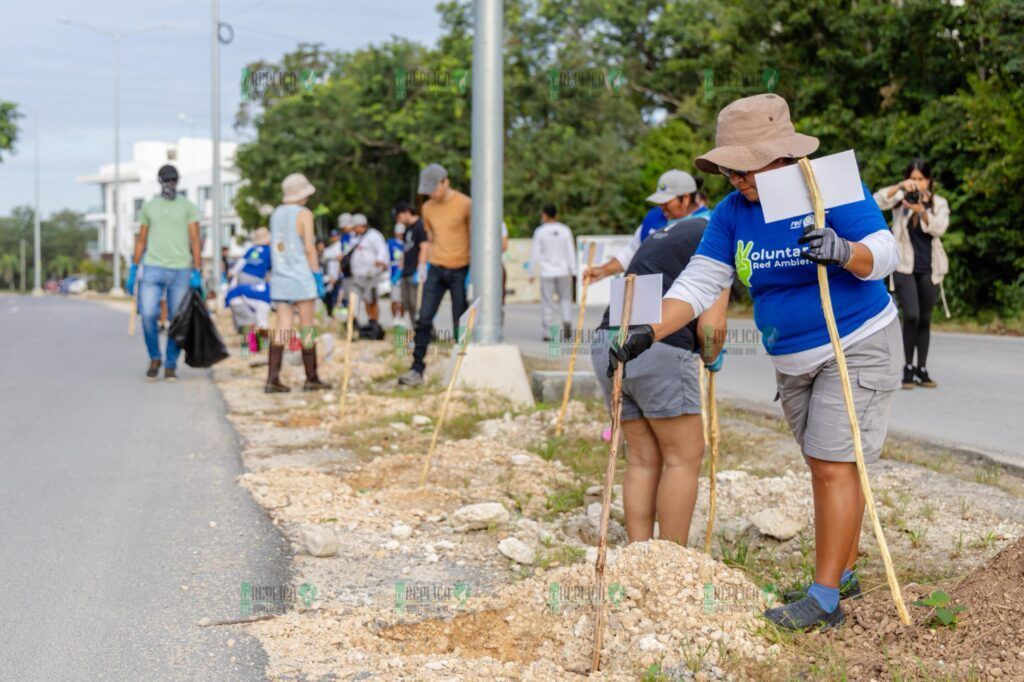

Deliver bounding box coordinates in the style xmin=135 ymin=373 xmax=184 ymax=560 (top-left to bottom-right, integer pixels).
xmin=211 ymin=0 xmax=223 ymax=296
xmin=58 ymin=19 xmax=168 ymax=296
xmin=31 ymin=114 xmax=42 ymax=295
xmin=469 ymin=0 xmax=504 ymax=344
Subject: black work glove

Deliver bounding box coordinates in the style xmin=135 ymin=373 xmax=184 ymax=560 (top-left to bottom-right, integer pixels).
xmin=798 ymin=227 xmax=852 ymax=267
xmin=606 ymin=324 xmax=655 ymax=378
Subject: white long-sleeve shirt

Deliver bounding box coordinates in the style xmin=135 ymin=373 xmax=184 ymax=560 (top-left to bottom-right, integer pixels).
xmin=528 ymin=221 xmax=577 ymax=279
xmin=346 ymin=228 xmax=389 ymax=278
xmin=612 ymin=224 xmax=643 ymax=270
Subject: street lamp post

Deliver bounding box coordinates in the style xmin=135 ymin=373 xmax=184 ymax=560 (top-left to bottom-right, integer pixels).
xmin=58 ymin=19 xmax=169 ymax=296
xmin=32 ymin=114 xmax=43 ymax=296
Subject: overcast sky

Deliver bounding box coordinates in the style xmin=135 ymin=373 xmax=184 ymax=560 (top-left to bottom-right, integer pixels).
xmin=0 ymin=0 xmax=443 ymax=217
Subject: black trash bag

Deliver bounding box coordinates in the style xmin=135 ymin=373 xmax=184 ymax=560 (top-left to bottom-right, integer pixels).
xmin=168 ymin=289 xmax=229 ymax=368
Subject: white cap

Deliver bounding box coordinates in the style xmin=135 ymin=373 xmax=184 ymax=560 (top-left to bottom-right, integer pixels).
xmin=645 ymin=169 xmax=698 ymax=204
xmin=338 ymin=212 xmax=353 ymax=229
xmin=351 ymin=213 xmax=368 ymax=226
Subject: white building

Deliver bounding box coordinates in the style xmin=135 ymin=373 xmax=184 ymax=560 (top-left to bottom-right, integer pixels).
xmin=77 ymin=137 xmax=247 ymax=264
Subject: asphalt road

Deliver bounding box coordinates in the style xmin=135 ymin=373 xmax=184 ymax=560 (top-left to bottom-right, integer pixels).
xmin=415 ymin=301 xmax=1024 ymax=467
xmin=0 ymin=295 xmax=290 ymax=681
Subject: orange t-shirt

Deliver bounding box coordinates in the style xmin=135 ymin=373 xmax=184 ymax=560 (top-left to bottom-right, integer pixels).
xmin=422 ymin=189 xmax=471 ymax=268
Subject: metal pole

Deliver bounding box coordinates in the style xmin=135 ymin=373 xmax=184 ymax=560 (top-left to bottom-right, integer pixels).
xmin=211 ymin=0 xmax=222 ymax=297
xmin=32 ymin=114 xmax=42 ymax=295
xmin=20 ymin=239 xmax=26 ymax=292
xmin=110 ymin=37 xmax=124 ymax=295
xmin=469 ymin=0 xmax=504 ymax=344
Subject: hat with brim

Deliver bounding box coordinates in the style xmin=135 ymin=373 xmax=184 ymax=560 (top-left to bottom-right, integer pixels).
xmin=694 ymin=94 xmax=819 ymax=174
xmin=281 ymin=173 xmax=316 ymax=203
xmin=645 ymin=169 xmax=698 ymax=204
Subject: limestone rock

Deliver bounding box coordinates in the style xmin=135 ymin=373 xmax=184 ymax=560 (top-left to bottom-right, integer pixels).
xmin=749 ymin=508 xmax=804 ymax=541
xmin=452 ymin=502 xmax=509 ymax=531
xmin=498 ymin=537 xmax=536 ymax=565
xmin=300 ymin=525 xmax=339 ymax=557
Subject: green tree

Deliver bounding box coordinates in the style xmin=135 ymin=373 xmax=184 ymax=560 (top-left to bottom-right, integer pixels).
xmin=0 ymin=100 xmax=20 ymax=162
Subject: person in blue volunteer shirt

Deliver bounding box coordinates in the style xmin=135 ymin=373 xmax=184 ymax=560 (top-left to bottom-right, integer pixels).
xmin=387 ymin=222 xmax=406 ymax=321
xmin=583 ymin=170 xmax=714 ymax=282
xmin=610 ymin=94 xmax=901 ymax=632
xmin=229 ymin=227 xmax=272 ymax=286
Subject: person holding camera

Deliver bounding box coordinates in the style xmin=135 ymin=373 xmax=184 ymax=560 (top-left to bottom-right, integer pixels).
xmin=873 ymin=159 xmax=950 ymax=389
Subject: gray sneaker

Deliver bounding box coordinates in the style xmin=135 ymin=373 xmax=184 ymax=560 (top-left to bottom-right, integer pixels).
xmin=398 ymin=369 xmax=424 ymax=387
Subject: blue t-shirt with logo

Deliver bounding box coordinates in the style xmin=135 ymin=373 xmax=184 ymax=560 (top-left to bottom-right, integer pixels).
xmin=387 ymin=237 xmax=404 ymax=284
xmin=240 ymin=244 xmax=271 ymax=280
xmin=695 ymin=183 xmax=890 ymax=355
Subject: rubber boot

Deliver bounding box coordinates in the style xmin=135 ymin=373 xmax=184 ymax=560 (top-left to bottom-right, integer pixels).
xmin=302 ymin=346 xmax=332 ymax=391
xmin=265 ymin=344 xmax=290 ymax=393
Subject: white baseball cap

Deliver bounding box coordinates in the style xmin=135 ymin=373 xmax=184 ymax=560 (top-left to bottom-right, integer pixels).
xmin=645 ymin=169 xmax=698 ymax=204
xmin=351 ymin=213 xmax=368 ymax=226
xmin=338 ymin=212 xmax=353 ymax=229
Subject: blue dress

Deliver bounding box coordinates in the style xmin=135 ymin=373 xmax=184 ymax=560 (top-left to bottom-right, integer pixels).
xmin=269 ymin=204 xmax=317 ymax=302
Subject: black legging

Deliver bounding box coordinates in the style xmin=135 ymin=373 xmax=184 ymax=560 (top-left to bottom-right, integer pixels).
xmin=893 ymin=272 xmax=937 ymax=367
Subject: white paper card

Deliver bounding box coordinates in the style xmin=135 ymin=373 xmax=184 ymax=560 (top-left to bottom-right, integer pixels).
xmin=457 ymin=298 xmax=481 ymax=342
xmin=757 ymin=150 xmax=864 ymax=224
xmin=609 ymin=274 xmax=662 ymax=326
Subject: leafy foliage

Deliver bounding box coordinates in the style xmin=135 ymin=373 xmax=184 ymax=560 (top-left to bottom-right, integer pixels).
xmin=911 ymin=589 xmax=966 ymax=629
xmin=234 ymin=0 xmax=1024 ymax=313
xmin=0 ymin=100 xmax=20 ymax=162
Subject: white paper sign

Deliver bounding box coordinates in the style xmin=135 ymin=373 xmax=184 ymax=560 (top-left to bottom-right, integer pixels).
xmin=609 ymin=274 xmax=662 ymax=326
xmin=756 ymin=150 xmax=865 ymax=224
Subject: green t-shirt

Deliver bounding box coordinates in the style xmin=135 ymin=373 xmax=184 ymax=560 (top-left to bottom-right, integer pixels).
xmin=138 ymin=196 xmax=200 ymax=269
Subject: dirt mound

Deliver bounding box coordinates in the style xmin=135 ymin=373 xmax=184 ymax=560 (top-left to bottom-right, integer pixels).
xmin=837 ymin=536 xmax=1024 ymax=680
xmin=254 ymin=540 xmax=778 ymax=680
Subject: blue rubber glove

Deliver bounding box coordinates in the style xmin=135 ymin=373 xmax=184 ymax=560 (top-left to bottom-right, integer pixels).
xmin=704 ymin=348 xmax=726 ymax=373
xmin=189 ymin=268 xmax=203 ymax=289
xmin=314 ymin=272 xmax=326 ymax=298
xmin=125 ymin=263 xmax=138 ymax=294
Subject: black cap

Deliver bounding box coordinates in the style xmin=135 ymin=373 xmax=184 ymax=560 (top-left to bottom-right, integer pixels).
xmin=157 ymin=164 xmax=179 ymax=182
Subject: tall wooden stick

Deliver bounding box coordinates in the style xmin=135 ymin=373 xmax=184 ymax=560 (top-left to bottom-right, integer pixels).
xmin=797 ymin=157 xmax=910 ymax=625
xmin=702 ymin=370 xmax=720 ymax=554
xmin=591 ymin=273 xmax=635 ymax=673
xmin=338 ymin=290 xmax=358 ymax=415
xmin=418 ymin=305 xmax=478 ymax=488
xmin=556 ymin=242 xmax=597 ymax=436
xmin=698 ymin=364 xmax=708 ymax=444
xmin=128 ymin=284 xmax=138 ymax=336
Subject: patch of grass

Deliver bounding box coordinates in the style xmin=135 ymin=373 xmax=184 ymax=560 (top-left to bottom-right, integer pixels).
xmin=920 ymin=502 xmax=936 ymax=521
xmin=951 ymin=531 xmax=964 ymax=559
xmin=970 ymin=530 xmax=998 ymax=550
xmin=544 ymin=483 xmax=587 ymax=518
xmin=536 ymin=543 xmax=585 ymax=569
xmin=718 ymin=535 xmax=759 ymax=571
xmin=681 ymin=641 xmax=714 ymax=673
xmin=905 ymin=527 xmax=927 ymax=549
xmin=974 ymin=464 xmax=1003 ymax=487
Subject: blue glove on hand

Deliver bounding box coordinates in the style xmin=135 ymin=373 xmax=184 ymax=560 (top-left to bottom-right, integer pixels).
xmin=314 ymin=272 xmax=326 ymax=298
xmin=189 ymin=268 xmax=203 ymax=289
xmin=704 ymin=349 xmax=725 ymax=373
xmin=125 ymin=264 xmax=138 ymax=294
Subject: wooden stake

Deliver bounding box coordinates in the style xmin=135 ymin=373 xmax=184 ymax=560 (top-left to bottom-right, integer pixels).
xmin=698 ymin=363 xmax=708 ymax=444
xmin=418 ymin=305 xmax=478 ymax=488
xmin=797 ymin=157 xmax=910 ymax=625
xmin=591 ymin=273 xmax=635 ymax=673
xmin=338 ymin=290 xmax=358 ymax=415
xmin=556 ymin=242 xmax=597 ymax=436
xmin=702 ymin=370 xmax=720 ymax=554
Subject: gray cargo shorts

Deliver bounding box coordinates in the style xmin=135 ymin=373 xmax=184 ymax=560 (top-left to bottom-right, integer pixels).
xmin=591 ymin=329 xmax=702 ymax=421
xmin=775 ymin=318 xmax=902 ymax=463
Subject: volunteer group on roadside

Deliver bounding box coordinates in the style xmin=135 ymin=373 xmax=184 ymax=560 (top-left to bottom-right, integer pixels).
xmin=127 ymin=92 xmax=951 ymax=632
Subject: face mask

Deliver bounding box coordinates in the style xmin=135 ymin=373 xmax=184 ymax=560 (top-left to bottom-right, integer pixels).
xmin=160 ymin=179 xmax=177 ymax=200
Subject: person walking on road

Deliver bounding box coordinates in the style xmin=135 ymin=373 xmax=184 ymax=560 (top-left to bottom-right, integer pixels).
xmin=873 ymin=158 xmax=950 ymax=389
xmin=528 ymin=204 xmax=577 ymax=341
xmin=590 ymin=205 xmax=728 ymax=545
xmin=583 ymin=170 xmax=713 ymax=282
xmin=609 ymin=94 xmax=901 ymax=632
xmin=265 ymin=173 xmax=331 ymax=394
xmin=126 ymin=164 xmax=203 ymax=382
xmin=393 ymin=201 xmax=429 ymax=326
xmin=398 ymin=163 xmax=471 ymax=387
xmin=343 ymin=213 xmax=389 ymax=335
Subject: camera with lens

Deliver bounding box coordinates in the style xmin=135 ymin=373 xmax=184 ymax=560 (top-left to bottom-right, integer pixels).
xmin=904 ymin=189 xmax=921 ymax=204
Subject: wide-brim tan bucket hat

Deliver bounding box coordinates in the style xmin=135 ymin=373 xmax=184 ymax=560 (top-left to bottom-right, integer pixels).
xmin=281 ymin=173 xmax=316 ymax=203
xmin=695 ymin=94 xmax=819 ymax=174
